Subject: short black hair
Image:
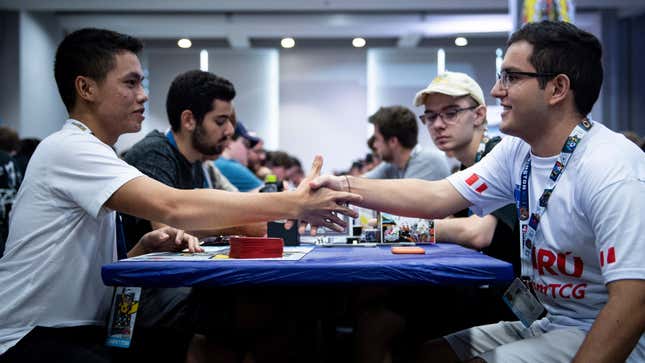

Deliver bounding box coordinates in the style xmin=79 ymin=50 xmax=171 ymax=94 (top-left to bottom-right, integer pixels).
xmin=266 ymin=151 xmax=294 ymax=169
xmin=369 ymin=106 xmax=418 ymax=149
xmin=166 ymin=70 xmax=236 ymax=131
xmin=54 ymin=28 xmax=143 ymax=112
xmin=289 ymin=156 xmax=302 ymax=170
xmin=0 ymin=126 xmax=20 ymax=153
xmin=508 ymin=21 xmax=603 ymax=116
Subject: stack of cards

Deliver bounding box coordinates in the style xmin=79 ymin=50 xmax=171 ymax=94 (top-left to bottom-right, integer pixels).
xmin=229 ymin=237 xmax=284 ymax=258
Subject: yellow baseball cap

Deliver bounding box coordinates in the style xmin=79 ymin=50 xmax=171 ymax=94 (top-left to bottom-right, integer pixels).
xmin=413 ymin=71 xmax=486 ymax=107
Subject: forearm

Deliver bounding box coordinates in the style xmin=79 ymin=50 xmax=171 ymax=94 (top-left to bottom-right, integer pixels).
xmin=190 ymin=222 xmax=267 ymax=238
xmin=347 ymin=177 xmax=470 ymax=219
xmin=109 ymin=177 xmax=302 ymax=231
xmin=573 ymin=279 xmax=645 ymax=362
xmin=434 ymin=215 xmax=496 ymax=250
xmin=151 ymin=215 xmax=266 ymax=239
xmin=162 ymin=189 xmax=301 ymax=230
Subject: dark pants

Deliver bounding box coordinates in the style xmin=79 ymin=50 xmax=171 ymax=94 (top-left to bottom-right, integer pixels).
xmin=0 ymin=325 xmax=191 ymax=363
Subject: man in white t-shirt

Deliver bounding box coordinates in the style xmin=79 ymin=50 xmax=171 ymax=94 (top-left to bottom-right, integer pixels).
xmin=310 ymin=21 xmax=644 ymax=363
xmin=0 ymin=28 xmax=360 ymax=363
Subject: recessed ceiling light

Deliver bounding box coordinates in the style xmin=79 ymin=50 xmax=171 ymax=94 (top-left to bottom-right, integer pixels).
xmin=281 ymin=37 xmax=295 ymax=48
xmin=455 ymin=37 xmax=468 ymax=47
xmin=177 ymin=38 xmax=192 ymax=49
xmin=352 ymin=37 xmax=366 ymax=48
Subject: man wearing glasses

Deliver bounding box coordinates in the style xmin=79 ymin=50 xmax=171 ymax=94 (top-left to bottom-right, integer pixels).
xmin=363 ymin=105 xmax=450 ymax=181
xmin=414 ymin=71 xmax=520 ymax=276
xmin=312 ymin=21 xmax=644 ymax=362
xmin=355 ymin=73 xmax=520 ymax=363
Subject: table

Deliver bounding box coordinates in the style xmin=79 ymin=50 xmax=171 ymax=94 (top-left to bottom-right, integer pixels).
xmin=102 ymin=243 xmax=513 ymax=288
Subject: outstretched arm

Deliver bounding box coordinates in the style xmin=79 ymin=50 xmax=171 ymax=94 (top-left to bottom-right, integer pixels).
xmin=310 ymin=175 xmax=471 ymax=220
xmin=106 ymin=156 xmax=361 ymax=232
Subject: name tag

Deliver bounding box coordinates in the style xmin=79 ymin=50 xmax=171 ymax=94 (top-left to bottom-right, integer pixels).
xmin=105 ymin=286 xmax=142 ymax=348
xmin=502 ymin=278 xmax=546 ymax=328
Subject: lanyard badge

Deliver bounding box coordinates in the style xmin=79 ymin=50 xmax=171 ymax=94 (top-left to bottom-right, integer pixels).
xmin=474 ymin=136 xmax=489 ymax=163
xmin=504 ymin=119 xmax=592 ymax=327
xmin=105 ymin=286 xmax=142 ymax=348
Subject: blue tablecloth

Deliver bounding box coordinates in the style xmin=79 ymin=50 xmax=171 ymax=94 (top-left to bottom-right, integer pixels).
xmin=102 ymin=243 xmax=513 ymax=288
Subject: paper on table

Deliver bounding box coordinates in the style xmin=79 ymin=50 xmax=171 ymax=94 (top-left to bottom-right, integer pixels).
xmin=122 ymin=246 xmax=314 ymax=262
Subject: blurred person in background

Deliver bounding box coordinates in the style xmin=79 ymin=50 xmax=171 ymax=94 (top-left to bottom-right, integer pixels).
xmin=364 ymin=105 xmax=450 ymax=181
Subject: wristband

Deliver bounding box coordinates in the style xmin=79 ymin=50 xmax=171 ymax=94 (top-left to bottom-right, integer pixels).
xmin=428 ymin=219 xmax=436 ymax=243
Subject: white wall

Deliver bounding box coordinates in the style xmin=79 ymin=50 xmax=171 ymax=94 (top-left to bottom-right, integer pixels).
xmin=368 ymin=48 xmax=439 ymax=151
xmin=18 ymin=11 xmax=66 ymax=138
xmin=115 ymin=48 xmax=280 ymax=153
xmin=279 ymin=48 xmax=367 ymax=174
xmin=367 ymin=46 xmax=499 ymax=150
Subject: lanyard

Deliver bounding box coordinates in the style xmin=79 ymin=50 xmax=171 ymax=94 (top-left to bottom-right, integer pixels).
xmin=475 ymin=136 xmax=489 ymax=163
xmin=517 ymin=119 xmax=593 ymax=279
xmin=70 ymin=120 xmax=127 ymax=258
xmin=165 ymin=130 xmax=177 ymax=148
xmin=70 ymin=119 xmax=92 ymax=134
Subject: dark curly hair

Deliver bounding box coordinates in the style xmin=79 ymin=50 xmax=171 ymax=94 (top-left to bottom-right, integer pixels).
xmin=368 ymin=106 xmax=418 ymax=149
xmin=166 ymin=70 xmax=236 ymax=131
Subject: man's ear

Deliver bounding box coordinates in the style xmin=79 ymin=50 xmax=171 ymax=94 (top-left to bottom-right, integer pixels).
xmin=473 ymin=105 xmax=487 ymax=128
xmin=547 ymin=74 xmax=571 ymax=107
xmin=75 ymin=76 xmax=98 ymax=103
xmin=387 ymin=136 xmax=400 ymax=149
xmin=180 ymin=110 xmax=196 ymax=131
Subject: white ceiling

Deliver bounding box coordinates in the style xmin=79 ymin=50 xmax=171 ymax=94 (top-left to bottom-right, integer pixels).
xmin=1 ymin=0 xmax=643 ymax=48
xmin=2 ymin=0 xmax=644 ymax=12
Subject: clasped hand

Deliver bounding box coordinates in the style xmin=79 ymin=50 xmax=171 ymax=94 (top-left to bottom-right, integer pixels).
xmin=291 ymin=156 xmax=361 ymax=235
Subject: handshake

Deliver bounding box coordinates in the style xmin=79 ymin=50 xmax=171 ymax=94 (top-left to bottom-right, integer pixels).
xmin=288 ymin=155 xmax=363 ymax=235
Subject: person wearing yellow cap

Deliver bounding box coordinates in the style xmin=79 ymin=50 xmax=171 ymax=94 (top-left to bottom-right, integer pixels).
xmin=414 ymin=71 xmax=520 ymax=275
xmin=354 ymin=72 xmax=520 ymax=363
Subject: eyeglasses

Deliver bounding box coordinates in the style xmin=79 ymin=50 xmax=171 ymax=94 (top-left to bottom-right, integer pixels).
xmin=496 ymin=70 xmax=557 ymax=89
xmin=419 ymin=106 xmax=478 ymax=125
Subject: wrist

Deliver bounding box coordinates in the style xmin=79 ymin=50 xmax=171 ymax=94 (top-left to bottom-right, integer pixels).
xmin=287 ymin=190 xmax=304 ymax=220
xmin=343 ymin=175 xmax=352 ymax=193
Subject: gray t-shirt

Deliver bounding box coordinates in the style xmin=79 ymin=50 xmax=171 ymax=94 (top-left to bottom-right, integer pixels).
xmin=364 ymin=145 xmax=450 ymax=181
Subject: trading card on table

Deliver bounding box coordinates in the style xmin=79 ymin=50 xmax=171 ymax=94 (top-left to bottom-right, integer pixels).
xmin=105 ymin=286 xmax=141 ymax=348
xmin=381 ymin=213 xmax=434 ymax=243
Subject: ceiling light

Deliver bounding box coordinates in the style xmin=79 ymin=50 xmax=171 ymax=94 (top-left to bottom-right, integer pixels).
xmin=177 ymin=38 xmax=192 ymax=49
xmin=281 ymin=37 xmax=295 ymax=48
xmin=352 ymin=37 xmax=366 ymax=48
xmin=455 ymin=37 xmax=468 ymax=47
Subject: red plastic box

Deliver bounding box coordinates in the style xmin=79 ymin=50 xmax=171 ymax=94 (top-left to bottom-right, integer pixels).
xmin=228 ymin=237 xmax=284 ymax=259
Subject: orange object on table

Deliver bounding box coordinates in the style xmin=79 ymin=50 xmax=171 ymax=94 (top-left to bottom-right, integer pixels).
xmin=229 ymin=237 xmax=284 ymax=258
xmin=391 ymin=246 xmax=425 ymax=254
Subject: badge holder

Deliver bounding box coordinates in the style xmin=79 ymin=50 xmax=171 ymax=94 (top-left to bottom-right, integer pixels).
xmin=502 ymin=278 xmax=546 ymax=328
xmin=105 ymin=286 xmax=142 ymax=348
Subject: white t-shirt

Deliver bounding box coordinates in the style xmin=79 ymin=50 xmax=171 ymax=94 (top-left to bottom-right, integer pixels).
xmin=447 ymin=122 xmax=645 ymax=361
xmin=0 ymin=119 xmax=143 ymax=354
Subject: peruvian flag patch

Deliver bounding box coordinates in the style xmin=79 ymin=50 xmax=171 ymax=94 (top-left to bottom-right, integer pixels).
xmin=465 ymin=173 xmax=488 ymax=193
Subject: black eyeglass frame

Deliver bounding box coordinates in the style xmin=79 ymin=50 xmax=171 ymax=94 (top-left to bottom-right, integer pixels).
xmin=496 ymin=70 xmax=558 ymax=89
xmin=418 ymin=105 xmax=479 ymax=125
